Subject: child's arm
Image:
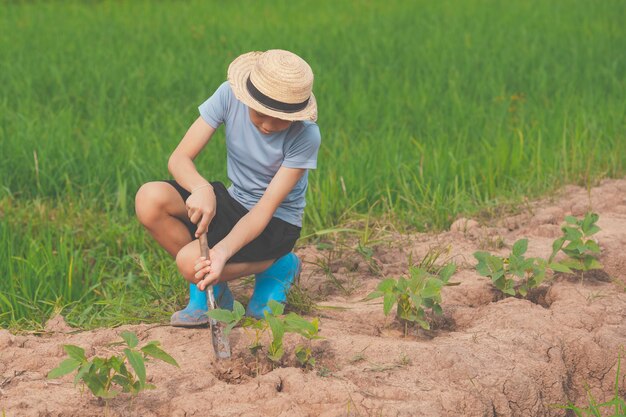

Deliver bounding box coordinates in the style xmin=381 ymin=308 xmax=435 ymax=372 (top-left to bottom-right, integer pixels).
xmin=196 ymin=166 xmax=305 ymax=290
xmin=168 ymin=116 xmax=218 ymax=237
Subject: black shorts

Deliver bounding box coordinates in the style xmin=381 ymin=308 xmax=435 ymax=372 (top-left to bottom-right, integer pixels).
xmin=162 ymin=180 xmax=301 ymax=263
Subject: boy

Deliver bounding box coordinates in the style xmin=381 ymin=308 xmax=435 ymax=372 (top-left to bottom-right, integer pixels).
xmin=135 ymin=49 xmax=320 ymax=326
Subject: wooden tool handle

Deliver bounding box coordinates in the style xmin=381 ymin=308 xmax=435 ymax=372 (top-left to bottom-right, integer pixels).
xmin=197 ymin=233 xmax=231 ymax=360
xmin=199 ymin=233 xmax=210 ymax=260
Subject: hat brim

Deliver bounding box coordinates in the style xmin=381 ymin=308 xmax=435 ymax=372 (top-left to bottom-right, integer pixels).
xmin=227 ymin=51 xmax=318 ymax=122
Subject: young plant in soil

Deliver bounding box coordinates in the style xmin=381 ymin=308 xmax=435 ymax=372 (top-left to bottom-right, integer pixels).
xmin=474 ymin=239 xmax=551 ymax=297
xmin=365 ymin=262 xmax=457 ymax=336
xmin=549 ymin=212 xmax=602 ymax=277
xmin=208 ymin=300 xmax=322 ymax=372
xmin=48 ymin=331 xmax=179 ymax=400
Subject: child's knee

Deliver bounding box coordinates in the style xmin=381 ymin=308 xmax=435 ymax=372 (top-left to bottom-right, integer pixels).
xmin=175 ymin=246 xmax=196 ymax=282
xmin=135 ymin=182 xmax=164 ymax=225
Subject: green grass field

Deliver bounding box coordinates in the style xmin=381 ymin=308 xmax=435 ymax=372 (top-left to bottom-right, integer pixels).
xmin=1 ymin=0 xmax=624 ymax=329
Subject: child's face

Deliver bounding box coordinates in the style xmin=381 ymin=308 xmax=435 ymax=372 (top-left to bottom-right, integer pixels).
xmin=249 ymin=108 xmax=292 ymax=135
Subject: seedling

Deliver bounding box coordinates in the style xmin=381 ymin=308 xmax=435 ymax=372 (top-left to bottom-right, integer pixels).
xmin=474 ymin=239 xmax=550 ymax=297
xmin=365 ymin=262 xmax=457 ymax=335
xmin=414 ymin=245 xmax=452 ymax=274
xmin=311 ymin=251 xmax=351 ymax=295
xmin=549 ymin=212 xmax=602 ymax=276
xmin=48 ymin=331 xmax=178 ymax=400
xmin=286 ymin=283 xmax=317 ymax=315
xmin=355 ymin=243 xmax=382 ymax=275
xmin=208 ymin=300 xmax=322 ymax=370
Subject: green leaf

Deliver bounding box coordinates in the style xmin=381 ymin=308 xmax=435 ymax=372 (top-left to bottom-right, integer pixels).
xmin=268 ymin=300 xmax=285 ymax=316
xmin=421 ymin=278 xmax=444 ymax=299
xmin=396 ymin=277 xmax=408 ymax=291
xmin=475 ymin=252 xmax=503 ymax=278
xmin=581 ymin=213 xmax=600 ymax=235
xmin=585 ymin=225 xmax=601 ymax=236
xmin=268 ymin=343 xmax=284 ymax=363
xmin=97 ymin=388 xmax=121 ymax=399
xmin=432 ymin=304 xmax=443 ymax=316
xmin=242 ymin=317 xmax=265 ymax=330
xmin=561 ymin=258 xmax=585 ymax=270
xmin=207 ymin=308 xmax=235 ymax=324
xmin=63 ymin=345 xmax=86 ymax=362
xmin=266 ymin=315 xmax=285 ymax=342
xmin=503 ymin=285 xmax=516 ymax=296
xmin=124 ymin=348 xmax=146 ymax=388
xmin=295 ymin=346 xmax=308 ymax=365
xmin=233 ymin=300 xmax=245 ymax=318
xmin=563 ymin=227 xmax=583 ymax=242
xmin=416 ymin=319 xmax=430 ymax=330
xmin=409 ymin=294 xmax=423 ymax=309
xmin=493 ymin=276 xmax=505 ymax=290
xmin=111 ymin=375 xmax=130 ymax=390
xmin=382 ymin=292 xmax=396 ymax=315
xmin=377 ymin=278 xmax=397 ymax=292
xmin=583 ymin=257 xmax=603 ymax=270
xmin=48 ymin=358 xmax=81 ymax=379
xmin=83 ymin=370 xmax=108 ymax=397
xmin=473 ymin=251 xmax=487 ymax=262
xmin=120 ymin=331 xmax=139 ymax=348
xmin=109 ymin=355 xmax=124 ymax=372
xmin=551 ymin=237 xmax=566 ymax=257
xmin=363 ymin=290 xmax=384 ymax=301
xmin=549 ymin=262 xmax=573 ymax=273
xmin=564 ymin=215 xmax=578 ymax=224
xmin=73 ymin=362 xmax=92 ymax=386
xmin=585 ymin=240 xmax=601 ymax=253
xmin=564 ymin=240 xmax=583 ymax=253
xmin=284 ymin=313 xmax=317 ymax=338
xmin=141 ymin=343 xmax=179 ymax=367
xmin=438 ymin=263 xmax=456 ymax=282
xmin=222 ymin=322 xmax=237 ymax=336
xmin=512 ymin=239 xmax=528 ymax=257
xmin=532 ymin=269 xmax=546 ymax=286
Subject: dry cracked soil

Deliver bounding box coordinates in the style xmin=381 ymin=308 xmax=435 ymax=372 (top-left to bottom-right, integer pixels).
xmin=2 ymin=179 xmax=626 ymax=417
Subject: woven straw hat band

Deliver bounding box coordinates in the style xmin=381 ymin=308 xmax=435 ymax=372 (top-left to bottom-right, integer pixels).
xmin=248 ymin=51 xmax=313 ymax=106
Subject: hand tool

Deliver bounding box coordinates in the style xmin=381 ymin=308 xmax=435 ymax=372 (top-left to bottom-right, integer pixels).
xmin=199 ymin=234 xmax=231 ymax=359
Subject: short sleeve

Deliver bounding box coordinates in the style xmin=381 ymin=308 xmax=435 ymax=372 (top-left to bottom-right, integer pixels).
xmin=198 ymin=81 xmax=232 ymax=129
xmin=282 ymin=124 xmax=321 ymax=170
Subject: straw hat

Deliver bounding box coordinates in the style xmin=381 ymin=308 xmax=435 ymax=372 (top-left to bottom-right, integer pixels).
xmin=228 ymin=50 xmax=317 ymax=122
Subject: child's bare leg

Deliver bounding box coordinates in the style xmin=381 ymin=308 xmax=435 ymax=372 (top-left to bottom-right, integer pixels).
xmin=175 ymin=239 xmax=273 ymax=284
xmin=135 ymin=182 xmax=192 ymax=257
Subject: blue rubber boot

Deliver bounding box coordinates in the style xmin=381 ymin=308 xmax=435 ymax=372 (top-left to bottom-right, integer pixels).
xmin=170 ymin=282 xmax=234 ymax=327
xmin=246 ymin=253 xmax=301 ymax=319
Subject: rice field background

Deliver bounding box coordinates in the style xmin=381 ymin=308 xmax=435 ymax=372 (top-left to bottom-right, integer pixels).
xmin=1 ymin=0 xmax=624 ymax=329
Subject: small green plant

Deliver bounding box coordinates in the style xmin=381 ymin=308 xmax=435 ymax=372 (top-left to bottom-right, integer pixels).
xmin=474 ymin=239 xmax=550 ymax=297
xmin=355 ymin=243 xmax=382 ymax=275
xmin=208 ymin=300 xmax=322 ymax=370
xmin=365 ymin=262 xmax=457 ymax=335
xmin=312 ymin=250 xmax=351 ymax=296
xmin=286 ymin=283 xmax=317 ymax=315
xmin=414 ymin=245 xmax=452 ymax=274
xmin=549 ymin=212 xmax=602 ymax=274
xmin=47 ymin=331 xmax=179 ymax=399
xmin=552 ymin=348 xmax=625 ymax=416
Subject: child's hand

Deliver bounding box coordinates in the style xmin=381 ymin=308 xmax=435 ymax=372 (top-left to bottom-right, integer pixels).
xmin=194 ymin=246 xmax=229 ymax=291
xmin=185 ymin=187 xmax=216 ymax=237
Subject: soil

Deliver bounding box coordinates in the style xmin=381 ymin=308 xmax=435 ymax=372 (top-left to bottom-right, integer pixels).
xmin=2 ymin=178 xmax=626 ymax=417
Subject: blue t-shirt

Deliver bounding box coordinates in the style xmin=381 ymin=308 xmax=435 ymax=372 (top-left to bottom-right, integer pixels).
xmin=198 ymin=81 xmax=321 ymax=227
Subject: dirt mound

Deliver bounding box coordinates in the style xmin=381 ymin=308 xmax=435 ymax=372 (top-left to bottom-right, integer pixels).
xmin=2 ymin=179 xmax=626 ymax=416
